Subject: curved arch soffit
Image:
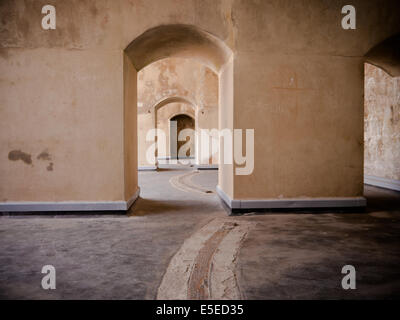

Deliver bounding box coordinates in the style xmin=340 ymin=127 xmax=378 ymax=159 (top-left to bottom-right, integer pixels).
xmin=153 ymin=96 xmax=196 ymax=113
xmin=364 ymin=33 xmax=400 ymax=77
xmin=169 ymin=112 xmax=195 ymax=122
xmin=154 ymin=96 xmax=196 ymax=130
xmin=124 ymin=24 xmax=233 ymax=73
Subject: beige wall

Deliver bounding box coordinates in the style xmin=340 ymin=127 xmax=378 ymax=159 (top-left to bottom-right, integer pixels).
xmin=233 ymin=53 xmax=365 ymax=198
xmin=137 ymin=112 xmax=155 ymax=167
xmin=0 ymin=48 xmax=125 ymax=202
xmin=124 ymin=53 xmax=138 ymax=199
xmin=219 ymin=59 xmax=234 ymax=198
xmin=1 ymin=0 xmax=400 ymax=205
xmin=364 ymin=63 xmax=400 ymax=181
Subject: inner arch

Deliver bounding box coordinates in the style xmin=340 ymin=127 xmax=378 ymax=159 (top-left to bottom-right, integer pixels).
xmin=123 ymin=23 xmax=234 ymax=203
xmin=124 ymin=24 xmax=233 ymax=73
xmin=153 ymin=96 xmax=196 ymax=113
xmin=364 ymin=33 xmax=400 ymax=77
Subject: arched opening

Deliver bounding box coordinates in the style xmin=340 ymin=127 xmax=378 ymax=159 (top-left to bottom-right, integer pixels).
xmin=365 ymin=34 xmax=400 ymax=77
xmin=154 ymin=98 xmax=196 ymax=166
xmin=169 ymin=114 xmax=195 ymax=160
xmin=136 ymin=55 xmax=219 ymax=169
xmin=363 ymin=34 xmax=400 ymax=192
xmin=125 ymin=24 xmax=232 ymax=73
xmin=123 ymin=24 xmax=233 ymax=207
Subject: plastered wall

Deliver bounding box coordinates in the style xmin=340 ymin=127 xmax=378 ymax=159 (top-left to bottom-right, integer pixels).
xmin=124 ymin=53 xmax=138 ymax=200
xmin=364 ymin=63 xmax=400 ymax=181
xmin=229 ymin=0 xmax=399 ymax=199
xmin=1 ymin=0 xmax=399 ymax=204
xmin=0 ymin=47 xmax=125 ymax=202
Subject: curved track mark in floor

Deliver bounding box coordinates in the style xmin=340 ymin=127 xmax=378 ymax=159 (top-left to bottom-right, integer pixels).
xmin=187 ymin=223 xmax=235 ymax=299
xmin=169 ymin=170 xmax=214 ymax=195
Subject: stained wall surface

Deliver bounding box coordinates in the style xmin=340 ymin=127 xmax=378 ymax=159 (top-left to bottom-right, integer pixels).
xmin=137 ymin=57 xmax=218 ymax=167
xmin=1 ymin=0 xmax=400 ymax=204
xmin=364 ymin=63 xmax=400 ymax=181
xmin=0 ymin=47 xmax=125 ymax=202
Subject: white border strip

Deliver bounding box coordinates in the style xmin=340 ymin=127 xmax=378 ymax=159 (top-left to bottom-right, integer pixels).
xmin=216 ymin=185 xmax=366 ymax=210
xmin=138 ymin=166 xmax=157 ymax=171
xmin=364 ymin=175 xmax=400 ymax=192
xmin=0 ymin=188 xmax=140 ymax=212
xmin=126 ymin=187 xmax=141 ymax=210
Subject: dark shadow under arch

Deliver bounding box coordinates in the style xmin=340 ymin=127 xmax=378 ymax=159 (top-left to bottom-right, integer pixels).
xmin=125 ymin=24 xmax=232 ymax=73
xmin=365 ymin=33 xmax=400 ymax=77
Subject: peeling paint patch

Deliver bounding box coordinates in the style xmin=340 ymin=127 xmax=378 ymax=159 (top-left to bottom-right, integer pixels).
xmin=37 ymin=150 xmax=52 ymax=161
xmin=0 ymin=49 xmax=9 ymax=60
xmin=90 ymin=5 xmax=98 ymax=16
xmin=46 ymin=162 xmax=54 ymax=171
xmin=8 ymin=150 xmax=32 ymax=165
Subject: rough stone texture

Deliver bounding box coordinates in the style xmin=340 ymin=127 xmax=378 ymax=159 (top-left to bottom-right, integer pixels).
xmin=364 ymin=63 xmax=400 ymax=181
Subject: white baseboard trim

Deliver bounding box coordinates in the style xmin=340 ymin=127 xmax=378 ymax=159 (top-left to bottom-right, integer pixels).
xmin=157 ymin=156 xmax=195 ymax=160
xmin=138 ymin=166 xmax=157 ymax=171
xmin=126 ymin=187 xmax=141 ymax=210
xmin=216 ymin=185 xmax=366 ymax=210
xmin=364 ymin=175 xmax=400 ymax=192
xmin=216 ymin=185 xmax=238 ymax=208
xmin=158 ymin=164 xmax=194 ymax=169
xmin=158 ymin=160 xmax=196 ymax=166
xmin=0 ymin=188 xmax=140 ymax=212
xmin=195 ymin=164 xmax=218 ymax=170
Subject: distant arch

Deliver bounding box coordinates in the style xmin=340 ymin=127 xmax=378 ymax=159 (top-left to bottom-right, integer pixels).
xmin=153 ymin=96 xmax=196 ymax=113
xmin=123 ymin=23 xmax=234 ymax=203
xmin=169 ymin=111 xmax=195 ymax=122
xmin=153 ymin=96 xmax=196 ymax=129
xmin=125 ymin=24 xmax=233 ymax=73
xmin=169 ymin=114 xmax=196 ymax=160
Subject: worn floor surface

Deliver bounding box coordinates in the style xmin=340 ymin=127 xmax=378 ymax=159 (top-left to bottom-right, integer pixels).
xmin=0 ymin=166 xmax=399 ymax=299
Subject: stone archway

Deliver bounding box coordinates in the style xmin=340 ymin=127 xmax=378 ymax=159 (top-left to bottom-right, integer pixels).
xmin=169 ymin=113 xmax=195 ymax=160
xmin=123 ymin=24 xmax=234 ymax=208
xmin=154 ymin=98 xmax=196 ymax=166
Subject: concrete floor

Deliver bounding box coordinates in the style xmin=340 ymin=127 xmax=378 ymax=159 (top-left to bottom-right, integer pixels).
xmin=0 ymin=166 xmax=399 ymax=299
xmin=237 ymin=188 xmax=400 ymax=299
